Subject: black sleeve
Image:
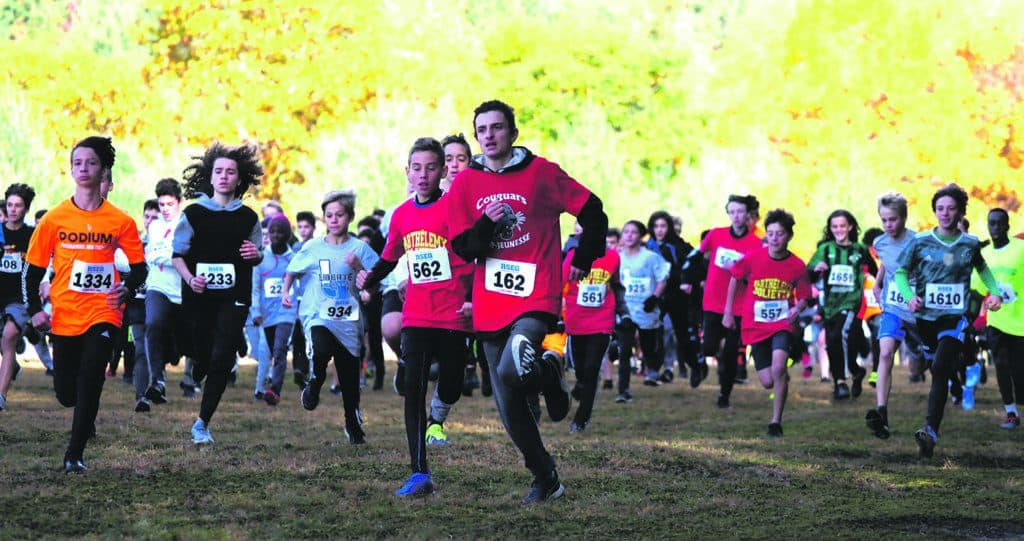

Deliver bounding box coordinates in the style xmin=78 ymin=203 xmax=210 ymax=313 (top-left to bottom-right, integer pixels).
xmin=361 ymin=258 xmax=399 ymax=290
xmin=611 ymin=277 xmax=629 ymax=318
xmin=24 ymin=264 xmax=47 ymax=316
xmin=681 ymin=246 xmax=702 ymax=287
xmin=451 ymin=214 xmax=497 ymax=262
xmin=569 ymin=194 xmax=609 ymax=273
xmin=123 ymin=262 xmax=149 ymax=297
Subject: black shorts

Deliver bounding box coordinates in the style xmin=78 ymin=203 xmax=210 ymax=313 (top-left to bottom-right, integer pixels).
xmin=382 ymin=289 xmax=403 ymax=316
xmin=987 ymin=326 xmax=1024 ymax=357
xmin=750 ymin=331 xmax=794 ymax=371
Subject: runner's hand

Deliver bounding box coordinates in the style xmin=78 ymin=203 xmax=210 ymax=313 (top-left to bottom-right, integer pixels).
xmin=106 ymin=282 xmax=128 ymax=309
xmin=240 ymin=240 xmax=260 ymax=261
xmin=31 ymin=311 xmax=51 ymax=333
xmin=189 ymin=275 xmax=207 ymax=293
xmin=483 ymin=202 xmax=505 ymax=222
xmin=814 ymin=261 xmax=829 ymax=273
xmin=355 ymin=270 xmax=369 ymax=289
xmin=346 ymin=252 xmax=363 ymax=272
xmin=908 ymin=296 xmax=922 ymax=312
xmin=457 ymin=302 xmax=472 ymax=319
xmin=281 ymin=292 xmax=293 ymax=308
xmin=722 ymin=313 xmax=735 ymax=329
xmin=986 ymin=295 xmax=1002 ymax=312
xmin=567 ymin=265 xmax=587 ymax=281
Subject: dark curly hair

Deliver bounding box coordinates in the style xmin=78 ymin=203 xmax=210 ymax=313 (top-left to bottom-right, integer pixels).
xmin=4 ymin=183 xmax=36 ymax=210
xmin=931 ymin=183 xmax=968 ymax=215
xmin=182 ymin=142 xmax=263 ymax=199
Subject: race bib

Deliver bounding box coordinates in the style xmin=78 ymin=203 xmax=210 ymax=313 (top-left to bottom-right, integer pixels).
xmin=828 ymin=264 xmax=855 ymax=288
xmin=576 ymin=283 xmax=606 ymax=308
xmin=0 ymin=252 xmax=23 ymax=274
xmin=885 ymin=286 xmax=908 ymax=309
xmin=68 ymin=260 xmax=115 ymax=293
xmin=924 ymin=283 xmax=965 ymax=311
xmin=407 ymin=248 xmax=452 ymax=285
xmin=864 ymin=288 xmax=880 ymax=309
xmin=996 ymin=281 xmax=1017 ymax=305
xmin=714 ymin=248 xmax=742 ymax=269
xmin=754 ymin=299 xmax=789 ymax=323
xmin=196 ymin=263 xmax=236 ymax=290
xmin=484 ymin=258 xmax=536 ymax=297
xmin=624 ymin=277 xmax=650 ymax=298
xmin=264 ymin=277 xmax=285 ymax=298
xmin=319 ymin=300 xmax=360 ymax=321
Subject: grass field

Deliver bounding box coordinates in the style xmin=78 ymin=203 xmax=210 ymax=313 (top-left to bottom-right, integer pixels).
xmin=1 ymin=354 xmax=1023 ymax=540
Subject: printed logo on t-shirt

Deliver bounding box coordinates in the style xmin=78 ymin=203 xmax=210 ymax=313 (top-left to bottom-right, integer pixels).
xmin=476 ymin=194 xmax=531 ymax=250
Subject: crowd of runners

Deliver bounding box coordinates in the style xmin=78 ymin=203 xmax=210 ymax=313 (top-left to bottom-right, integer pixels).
xmin=0 ymin=100 xmax=1022 ymax=503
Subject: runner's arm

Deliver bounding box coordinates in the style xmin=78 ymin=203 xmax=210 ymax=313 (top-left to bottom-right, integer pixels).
xmin=569 ymin=194 xmax=608 ymax=274
xmin=23 ymin=263 xmax=47 ymax=316
xmin=450 ymin=215 xmax=497 ymax=262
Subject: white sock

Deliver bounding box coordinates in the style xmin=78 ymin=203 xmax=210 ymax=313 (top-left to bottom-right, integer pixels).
xmin=1006 ymin=404 xmax=1018 ymax=415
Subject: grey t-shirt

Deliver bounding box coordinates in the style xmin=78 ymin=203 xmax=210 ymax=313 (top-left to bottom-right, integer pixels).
xmin=618 ymin=248 xmax=670 ymax=329
xmin=287 ymin=236 xmax=379 ymax=357
xmin=874 ymin=230 xmax=915 ymax=322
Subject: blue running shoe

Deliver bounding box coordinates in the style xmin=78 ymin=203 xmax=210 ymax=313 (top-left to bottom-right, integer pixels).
xmin=962 ymin=385 xmax=975 ymax=410
xmin=191 ymin=418 xmax=214 ymax=445
xmin=395 ymin=473 xmax=434 ymax=497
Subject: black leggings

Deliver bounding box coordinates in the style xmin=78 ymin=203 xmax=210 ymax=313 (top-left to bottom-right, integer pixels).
xmin=362 ymin=293 xmax=385 ymax=388
xmin=825 ymin=311 xmax=865 ymax=384
xmin=704 ymin=312 xmax=742 ymax=398
xmin=569 ymin=333 xmax=611 ymax=426
xmin=990 ymin=328 xmax=1024 ymax=407
xmin=310 ymin=326 xmax=361 ymax=424
xmin=664 ymin=300 xmax=700 ymax=372
xmin=189 ymin=300 xmax=248 ymax=424
xmin=615 ymin=321 xmax=663 ymax=393
xmin=51 ymin=323 xmax=118 ymax=460
xmin=919 ymin=317 xmax=967 ymax=432
xmin=400 ymin=327 xmax=468 ymax=473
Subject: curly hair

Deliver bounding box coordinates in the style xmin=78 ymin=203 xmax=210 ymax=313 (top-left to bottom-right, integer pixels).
xmin=182 ymin=142 xmax=263 ymax=199
xmin=931 ymin=183 xmax=968 ymax=215
xmin=4 ymin=183 xmax=36 ymax=210
xmin=764 ymin=208 xmax=796 ymax=237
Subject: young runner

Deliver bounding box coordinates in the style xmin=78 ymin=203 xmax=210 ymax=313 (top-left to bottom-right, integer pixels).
xmin=617 ymin=220 xmax=669 ymax=397
xmin=972 ymin=208 xmax=1024 ymax=429
xmin=447 ymin=100 xmax=608 ymax=504
xmin=123 ymin=200 xmax=155 ymax=409
xmin=723 ymin=209 xmax=811 ymax=436
xmin=865 ymin=192 xmax=924 ymax=438
xmin=690 ymin=195 xmax=762 ymax=408
xmin=563 ymin=226 xmax=625 ymax=431
xmin=289 ymin=210 xmax=317 ymax=386
xmin=807 ymin=210 xmax=877 ymax=400
xmin=440 ymin=133 xmax=471 ymax=193
xmin=0 ymin=183 xmax=36 ymax=411
xmin=172 ymin=143 xmax=264 ymax=445
xmin=23 ymin=136 xmax=147 ymax=472
xmin=893 ymin=184 xmax=1002 ymax=458
xmin=251 ymin=215 xmax=299 ymax=405
xmin=356 ymin=137 xmax=474 ymax=496
xmin=283 ymin=190 xmax=379 ymax=444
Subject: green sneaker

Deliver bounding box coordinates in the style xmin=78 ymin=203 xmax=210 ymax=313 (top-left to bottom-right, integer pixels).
xmin=868 ymin=370 xmax=878 ymax=388
xmin=425 ymin=422 xmax=449 ymax=446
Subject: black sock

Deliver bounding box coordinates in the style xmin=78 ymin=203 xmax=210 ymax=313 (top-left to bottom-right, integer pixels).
xmin=878 ymin=405 xmax=888 ymax=425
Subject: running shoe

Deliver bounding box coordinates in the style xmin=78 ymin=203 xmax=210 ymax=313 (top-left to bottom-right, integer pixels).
xmin=191 ymin=419 xmax=214 ymax=446
xmin=329 ymin=384 xmax=343 ymax=397
xmin=344 ymin=411 xmax=366 ymax=445
xmin=145 ymin=383 xmax=167 ymax=405
xmin=395 ymin=472 xmax=434 ymax=497
xmin=263 ymin=389 xmax=280 ymax=406
xmin=851 ymin=369 xmax=866 ymax=398
xmin=834 ymin=382 xmax=851 ymax=400
xmin=253 ymin=391 xmax=264 ymax=402
xmin=1000 ymin=412 xmax=1020 ymax=430
xmin=180 ymin=381 xmax=198 ymax=398
xmin=643 ymin=374 xmax=661 ymax=387
xmin=425 ymin=422 xmax=449 ymax=445
xmin=690 ymin=362 xmax=709 ymax=389
xmin=868 ymin=371 xmax=878 ymax=388
xmin=134 ymin=399 xmax=151 ymax=413
xmin=716 ymin=394 xmax=730 ymax=409
xmin=541 ymin=352 xmax=570 ymax=422
xmin=521 ymin=469 xmax=565 ymax=505
xmin=614 ymin=391 xmax=633 ymax=404
xmin=63 ymin=458 xmax=87 ymax=474
xmin=511 ymin=334 xmax=538 ymax=380
xmin=300 ymin=382 xmax=321 ymax=411
xmin=865 ymin=408 xmax=890 ymax=439
xmin=658 ymin=369 xmax=674 ymax=384
xmin=569 ymin=420 xmax=589 ymax=433
xmin=915 ymin=425 xmax=937 ymax=458
xmin=767 ymin=423 xmax=783 ymax=438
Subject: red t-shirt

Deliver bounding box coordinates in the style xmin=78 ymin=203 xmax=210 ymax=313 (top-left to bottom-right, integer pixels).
xmin=447 ymin=155 xmax=592 ymax=332
xmin=699 ymin=226 xmax=763 ymax=314
xmin=380 ymin=194 xmax=473 ymax=332
xmin=562 ymin=247 xmax=619 ymax=335
xmin=730 ymin=247 xmax=812 ymax=345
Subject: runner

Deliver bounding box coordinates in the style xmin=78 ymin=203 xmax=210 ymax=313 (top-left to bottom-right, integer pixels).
xmin=357 ymin=137 xmax=474 ymax=496
xmin=447 ymin=100 xmax=608 ymax=504
xmin=440 ymin=133 xmax=471 ymax=193
xmin=617 ymin=220 xmax=669 ymax=397
xmin=563 ymin=222 xmax=625 ymax=431
xmin=972 ymin=208 xmax=1024 ymax=429
xmin=807 ymin=210 xmax=877 ymax=400
xmin=0 ymin=183 xmax=36 ymax=411
xmin=723 ymin=209 xmax=811 ymax=436
xmin=171 ymin=143 xmax=264 ymax=445
xmin=122 ymin=200 xmax=155 ymax=408
xmin=23 ymin=136 xmax=147 ymax=472
xmin=290 ymin=210 xmax=317 ymax=386
xmin=893 ymin=184 xmax=1002 ymax=458
xmin=282 ymin=190 xmax=379 ymax=444
xmin=251 ymin=215 xmax=299 ymax=406
xmin=866 ymin=192 xmax=924 ymax=438
xmin=690 ymin=195 xmax=762 ymax=408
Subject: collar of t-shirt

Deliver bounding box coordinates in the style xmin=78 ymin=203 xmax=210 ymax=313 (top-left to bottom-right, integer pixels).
xmin=412 ymin=189 xmax=443 ymax=208
xmin=471 ymin=147 xmax=530 ymax=173
xmin=196 ymin=193 xmax=244 ymax=212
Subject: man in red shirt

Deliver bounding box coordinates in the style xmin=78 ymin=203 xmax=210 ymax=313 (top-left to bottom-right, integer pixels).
xmin=447 ymin=100 xmax=608 ymax=504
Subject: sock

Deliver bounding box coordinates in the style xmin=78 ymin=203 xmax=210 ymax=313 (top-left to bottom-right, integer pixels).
xmin=878 ymin=405 xmax=888 ymax=425
xmin=429 ymin=391 xmax=453 ymax=424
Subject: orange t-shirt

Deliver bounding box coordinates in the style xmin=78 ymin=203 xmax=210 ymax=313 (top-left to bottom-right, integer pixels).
xmin=26 ymin=197 xmax=144 ymax=336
